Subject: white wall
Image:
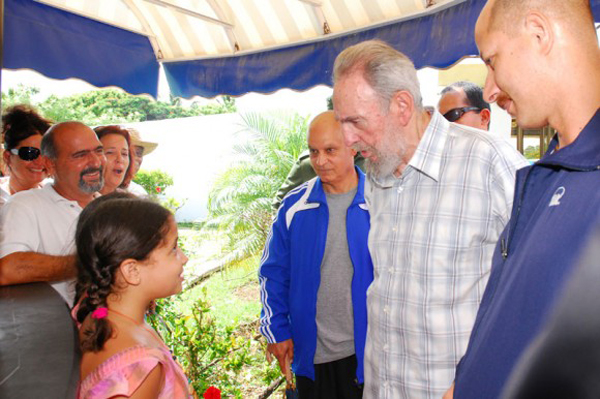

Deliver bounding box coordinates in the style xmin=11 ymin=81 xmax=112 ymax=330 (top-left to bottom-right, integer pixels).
xmin=126 ymin=113 xmax=243 ymax=222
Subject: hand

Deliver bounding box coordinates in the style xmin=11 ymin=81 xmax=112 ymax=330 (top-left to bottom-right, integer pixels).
xmin=266 ymin=339 xmax=294 ymax=375
xmin=443 ymin=382 xmax=455 ymax=399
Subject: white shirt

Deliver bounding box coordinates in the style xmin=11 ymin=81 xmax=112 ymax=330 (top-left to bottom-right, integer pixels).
xmin=363 ymin=112 xmax=529 ymax=398
xmin=0 ymin=184 xmax=82 ymax=304
xmin=0 ymin=176 xmax=10 ymax=207
xmin=0 ymin=177 xmax=51 ymax=207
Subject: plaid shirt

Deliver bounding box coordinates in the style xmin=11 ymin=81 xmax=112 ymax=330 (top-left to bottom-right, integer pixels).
xmin=363 ymin=112 xmax=528 ymax=398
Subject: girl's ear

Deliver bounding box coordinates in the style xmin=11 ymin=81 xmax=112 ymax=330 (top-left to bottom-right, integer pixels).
xmin=119 ymin=258 xmax=142 ymax=286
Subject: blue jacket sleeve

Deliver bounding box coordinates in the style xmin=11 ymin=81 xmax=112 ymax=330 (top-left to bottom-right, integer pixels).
xmin=258 ymin=204 xmax=293 ymax=344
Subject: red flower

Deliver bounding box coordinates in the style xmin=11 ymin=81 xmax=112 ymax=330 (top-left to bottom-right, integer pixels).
xmin=203 ymin=386 xmax=221 ymax=399
xmin=156 ymin=186 xmax=162 ymax=193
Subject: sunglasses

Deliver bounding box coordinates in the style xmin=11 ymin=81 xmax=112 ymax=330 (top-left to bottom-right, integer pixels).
xmin=10 ymin=146 xmax=42 ymax=161
xmin=443 ymin=107 xmax=481 ymax=123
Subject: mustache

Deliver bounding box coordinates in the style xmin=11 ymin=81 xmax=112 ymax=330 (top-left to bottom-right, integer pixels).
xmin=352 ymin=143 xmax=375 ymax=153
xmin=80 ymin=166 xmax=103 ymax=178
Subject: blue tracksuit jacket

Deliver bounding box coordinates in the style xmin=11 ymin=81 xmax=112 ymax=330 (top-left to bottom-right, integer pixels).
xmin=259 ymin=166 xmax=374 ymax=383
xmin=455 ymin=109 xmax=600 ymax=398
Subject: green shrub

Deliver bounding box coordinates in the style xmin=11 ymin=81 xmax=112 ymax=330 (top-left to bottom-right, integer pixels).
xmin=133 ymin=169 xmax=174 ymax=196
xmin=148 ymin=292 xmax=279 ymax=397
xmin=133 ymin=169 xmax=185 ymax=214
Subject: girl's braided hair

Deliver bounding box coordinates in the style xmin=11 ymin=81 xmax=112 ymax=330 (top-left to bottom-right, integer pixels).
xmin=74 ymin=192 xmax=171 ymax=352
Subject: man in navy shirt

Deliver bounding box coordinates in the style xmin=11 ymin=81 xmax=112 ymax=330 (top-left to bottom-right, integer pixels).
xmin=446 ymin=1 xmax=600 ymax=398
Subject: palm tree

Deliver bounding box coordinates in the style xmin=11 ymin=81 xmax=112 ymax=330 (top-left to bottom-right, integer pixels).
xmin=199 ymin=112 xmax=309 ymax=271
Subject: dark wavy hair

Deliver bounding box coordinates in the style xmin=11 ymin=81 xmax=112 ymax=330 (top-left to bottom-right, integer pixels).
xmin=2 ymin=104 xmax=53 ymax=150
xmin=74 ymin=192 xmax=171 ymax=352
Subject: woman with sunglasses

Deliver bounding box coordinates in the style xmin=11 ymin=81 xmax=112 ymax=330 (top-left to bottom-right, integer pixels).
xmin=1 ymin=105 xmax=52 ymax=207
xmin=93 ymin=125 xmax=134 ymax=195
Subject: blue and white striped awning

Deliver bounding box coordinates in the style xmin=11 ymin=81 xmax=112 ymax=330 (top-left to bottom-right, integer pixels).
xmin=4 ymin=0 xmax=600 ymax=98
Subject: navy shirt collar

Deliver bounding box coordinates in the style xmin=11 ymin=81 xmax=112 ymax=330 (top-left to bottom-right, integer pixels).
xmin=538 ymin=108 xmax=600 ymax=170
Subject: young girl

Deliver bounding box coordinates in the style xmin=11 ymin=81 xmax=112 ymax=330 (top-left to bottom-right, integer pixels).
xmin=74 ymin=194 xmax=192 ymax=398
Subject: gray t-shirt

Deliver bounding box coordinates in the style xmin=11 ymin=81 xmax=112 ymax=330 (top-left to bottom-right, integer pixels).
xmin=314 ymin=187 xmax=357 ymax=364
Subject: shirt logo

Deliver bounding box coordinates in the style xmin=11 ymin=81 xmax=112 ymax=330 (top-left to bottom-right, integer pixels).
xmin=549 ymin=186 xmax=566 ymax=207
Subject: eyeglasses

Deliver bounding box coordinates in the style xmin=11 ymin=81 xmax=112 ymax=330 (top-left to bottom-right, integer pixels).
xmin=10 ymin=147 xmax=41 ymax=161
xmin=442 ymin=107 xmax=481 ymax=123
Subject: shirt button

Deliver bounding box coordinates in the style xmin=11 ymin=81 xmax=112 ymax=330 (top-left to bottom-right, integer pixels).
xmin=388 ymin=267 xmax=393 ymax=273
xmin=383 ymin=306 xmax=389 ymax=314
xmin=392 ymin=226 xmax=397 ymax=232
xmin=397 ymin=187 xmax=404 ymax=194
xmin=383 ymin=344 xmax=389 ymax=351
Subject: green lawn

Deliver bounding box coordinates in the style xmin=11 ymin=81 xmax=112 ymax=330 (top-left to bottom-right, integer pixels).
xmin=166 ymin=227 xmax=282 ymax=397
xmin=177 ymin=256 xmax=262 ymax=327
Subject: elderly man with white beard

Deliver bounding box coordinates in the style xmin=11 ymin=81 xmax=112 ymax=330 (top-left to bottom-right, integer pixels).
xmin=332 ymin=40 xmax=528 ymax=398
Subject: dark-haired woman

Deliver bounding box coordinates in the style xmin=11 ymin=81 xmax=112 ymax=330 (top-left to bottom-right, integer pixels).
xmin=74 ymin=194 xmax=192 ymax=398
xmin=1 ymin=104 xmax=52 ymax=206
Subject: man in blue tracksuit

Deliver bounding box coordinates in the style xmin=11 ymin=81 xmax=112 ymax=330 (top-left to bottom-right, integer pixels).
xmin=259 ymin=111 xmax=373 ymax=398
xmin=446 ymin=1 xmax=600 ymax=398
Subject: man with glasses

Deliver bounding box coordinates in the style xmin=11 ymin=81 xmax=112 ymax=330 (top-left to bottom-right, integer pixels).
xmin=438 ymin=81 xmax=491 ymax=131
xmin=332 ymin=39 xmax=528 ymax=398
xmin=0 ymin=121 xmax=105 ymax=305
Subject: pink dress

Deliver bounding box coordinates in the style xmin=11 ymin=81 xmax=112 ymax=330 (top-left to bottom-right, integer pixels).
xmin=78 ymin=345 xmax=192 ymax=398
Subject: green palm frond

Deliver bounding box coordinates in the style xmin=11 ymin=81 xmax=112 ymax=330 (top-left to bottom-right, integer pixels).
xmin=200 ymin=111 xmax=309 ymax=271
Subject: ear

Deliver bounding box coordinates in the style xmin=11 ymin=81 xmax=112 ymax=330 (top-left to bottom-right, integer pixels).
xmin=389 ymin=91 xmax=415 ymax=126
xmin=524 ymin=11 xmax=554 ymax=55
xmin=119 ymin=259 xmax=142 ymax=286
xmin=479 ymin=108 xmax=491 ymax=130
xmin=2 ymin=149 xmax=10 ymax=170
xmin=43 ymin=156 xmax=56 ymax=179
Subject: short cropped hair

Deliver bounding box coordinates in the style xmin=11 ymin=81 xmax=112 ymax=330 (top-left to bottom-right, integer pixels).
xmin=490 ymin=0 xmax=593 ymax=31
xmin=333 ymin=40 xmax=423 ymax=110
xmin=41 ymin=127 xmax=58 ymax=159
xmin=441 ymin=81 xmax=491 ymax=112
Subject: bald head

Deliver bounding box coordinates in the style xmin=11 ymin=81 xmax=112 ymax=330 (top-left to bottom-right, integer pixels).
xmin=307 ymin=111 xmax=357 ymax=193
xmin=42 ymin=121 xmax=94 ymax=159
xmin=482 ymin=0 xmax=594 ymax=36
xmin=308 ymin=111 xmax=341 ymax=138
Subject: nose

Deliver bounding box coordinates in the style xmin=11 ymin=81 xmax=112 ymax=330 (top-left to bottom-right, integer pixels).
xmin=90 ymin=150 xmax=105 ymax=169
xmin=483 ymin=71 xmax=500 ymax=104
xmin=180 ymin=249 xmax=189 ymax=264
xmin=117 ymin=152 xmax=127 ymax=165
xmin=315 ymin=152 xmax=326 ymax=166
xmin=31 ymin=154 xmax=44 ymax=168
xmin=342 ymin=125 xmax=358 ymax=148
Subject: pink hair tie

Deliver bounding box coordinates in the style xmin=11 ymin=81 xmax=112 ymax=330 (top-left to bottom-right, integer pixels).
xmin=91 ymin=307 xmax=108 ymax=320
